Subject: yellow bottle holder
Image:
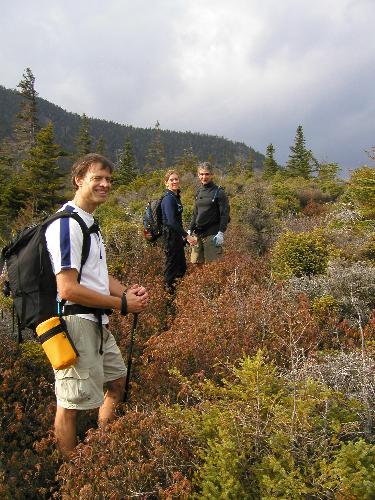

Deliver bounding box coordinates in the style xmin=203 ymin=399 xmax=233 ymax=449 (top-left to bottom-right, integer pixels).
xmin=36 ymin=316 xmax=79 ymax=370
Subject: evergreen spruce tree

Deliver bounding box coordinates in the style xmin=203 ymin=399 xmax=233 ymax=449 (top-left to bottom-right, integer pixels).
xmin=228 ymin=158 xmax=243 ymax=175
xmin=145 ymin=120 xmax=166 ymax=172
xmin=14 ymin=68 xmax=39 ymax=152
xmin=95 ymin=135 xmax=106 ymax=156
xmin=115 ymin=139 xmax=137 ymax=186
xmin=286 ymin=125 xmax=317 ymax=179
xmin=22 ymin=122 xmax=66 ymax=213
xmin=1 ymin=67 xmax=41 ymax=225
xmin=12 ymin=68 xmax=39 ymax=166
xmin=174 ymin=147 xmax=199 ymax=174
xmin=75 ymin=114 xmax=92 ymax=158
xmin=263 ymin=143 xmax=279 ymax=179
xmin=0 ymin=175 xmax=30 ymax=231
xmin=317 ymin=162 xmax=340 ymax=183
xmin=245 ymin=151 xmax=254 ymax=175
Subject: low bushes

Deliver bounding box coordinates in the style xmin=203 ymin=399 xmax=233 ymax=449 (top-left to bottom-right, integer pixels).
xmin=288 ymin=260 xmax=375 ymax=327
xmin=0 ymin=164 xmax=374 ymax=497
xmin=347 ymin=166 xmax=375 ymax=220
xmin=136 ymin=253 xmax=324 ymax=402
xmin=59 ymin=352 xmax=375 ymax=499
xmin=271 ymin=229 xmax=332 ymax=280
xmin=0 ymin=333 xmax=60 ymax=498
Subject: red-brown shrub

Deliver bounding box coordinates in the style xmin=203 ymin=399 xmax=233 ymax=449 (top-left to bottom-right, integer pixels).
xmin=58 ymin=409 xmax=194 ymax=499
xmin=135 ymin=251 xmax=324 ymax=403
xmin=0 ymin=331 xmax=61 ymax=497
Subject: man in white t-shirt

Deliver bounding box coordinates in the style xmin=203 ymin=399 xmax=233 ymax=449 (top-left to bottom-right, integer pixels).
xmin=45 ymin=153 xmax=148 ymax=456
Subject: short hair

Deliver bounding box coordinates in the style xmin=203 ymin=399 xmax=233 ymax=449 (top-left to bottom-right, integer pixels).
xmin=71 ymin=153 xmax=114 ymax=190
xmin=164 ymin=169 xmax=179 ymax=182
xmin=197 ymin=161 xmax=213 ymax=174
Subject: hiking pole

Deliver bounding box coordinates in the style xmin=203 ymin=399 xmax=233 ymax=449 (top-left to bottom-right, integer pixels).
xmin=123 ymin=313 xmax=139 ymax=403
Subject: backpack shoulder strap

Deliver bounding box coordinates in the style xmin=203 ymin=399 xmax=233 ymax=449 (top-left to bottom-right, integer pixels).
xmin=212 ymin=185 xmax=223 ymax=203
xmin=68 ymin=212 xmax=94 ymax=269
xmin=44 ymin=209 xmax=94 ymax=274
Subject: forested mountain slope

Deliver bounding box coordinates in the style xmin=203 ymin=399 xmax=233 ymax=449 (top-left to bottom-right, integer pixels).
xmin=0 ymin=84 xmax=263 ymax=170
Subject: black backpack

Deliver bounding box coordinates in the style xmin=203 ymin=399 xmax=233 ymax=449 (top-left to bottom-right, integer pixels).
xmin=0 ymin=210 xmax=99 ymax=339
xmin=143 ymin=197 xmax=164 ymax=242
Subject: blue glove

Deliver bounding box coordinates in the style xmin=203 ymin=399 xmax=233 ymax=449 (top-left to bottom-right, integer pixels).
xmin=213 ymin=231 xmax=224 ymax=247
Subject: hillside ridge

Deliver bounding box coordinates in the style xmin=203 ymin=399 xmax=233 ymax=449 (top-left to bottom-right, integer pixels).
xmin=0 ymin=84 xmax=263 ymax=170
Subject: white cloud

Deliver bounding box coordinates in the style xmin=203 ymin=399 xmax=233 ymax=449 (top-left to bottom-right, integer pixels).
xmin=1 ymin=0 xmax=374 ymax=170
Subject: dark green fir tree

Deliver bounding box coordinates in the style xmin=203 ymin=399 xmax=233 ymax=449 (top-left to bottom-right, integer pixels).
xmin=286 ymin=125 xmax=317 ymax=179
xmin=174 ymin=147 xmax=199 ymax=175
xmin=22 ymin=122 xmax=66 ymax=213
xmin=95 ymin=135 xmax=107 ymax=156
xmin=145 ymin=120 xmax=166 ymax=172
xmin=0 ymin=143 xmax=16 ymax=233
xmin=75 ymin=114 xmax=92 ymax=158
xmin=228 ymin=157 xmax=246 ymax=176
xmin=115 ymin=139 xmax=137 ymax=186
xmin=245 ymin=151 xmax=254 ymax=175
xmin=12 ymin=67 xmax=39 ymax=165
xmin=262 ymin=143 xmax=279 ymax=179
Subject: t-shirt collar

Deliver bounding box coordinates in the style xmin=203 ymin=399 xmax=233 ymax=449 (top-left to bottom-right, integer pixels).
xmin=67 ymin=201 xmax=94 ymax=221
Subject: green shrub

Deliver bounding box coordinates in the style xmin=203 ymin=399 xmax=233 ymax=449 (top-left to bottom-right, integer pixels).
xmin=58 ymin=352 xmax=372 ymax=498
xmin=312 ymin=294 xmax=339 ymax=319
xmin=360 ymin=234 xmax=375 ymax=261
xmin=271 ymin=181 xmax=301 ymax=214
xmin=347 ymin=166 xmax=375 ymax=219
xmin=271 ymin=230 xmax=331 ymax=279
xmin=194 ymin=426 xmax=247 ymax=499
xmin=323 ymin=439 xmax=375 ymax=499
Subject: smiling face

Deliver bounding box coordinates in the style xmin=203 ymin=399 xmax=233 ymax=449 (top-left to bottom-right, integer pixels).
xmin=74 ymin=162 xmax=112 ymax=212
xmin=165 ymin=172 xmax=180 ymax=193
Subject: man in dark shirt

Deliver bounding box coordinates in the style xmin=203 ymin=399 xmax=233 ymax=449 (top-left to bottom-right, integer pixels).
xmin=189 ymin=162 xmax=230 ymax=264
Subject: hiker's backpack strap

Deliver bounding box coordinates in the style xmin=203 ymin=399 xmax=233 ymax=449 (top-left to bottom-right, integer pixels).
xmin=213 ymin=186 xmax=230 ymax=224
xmin=46 ymin=209 xmax=98 ymax=274
xmin=212 ymin=185 xmax=223 ymax=203
xmin=66 ymin=211 xmax=99 ymax=274
xmin=195 ymin=186 xmax=222 ymax=203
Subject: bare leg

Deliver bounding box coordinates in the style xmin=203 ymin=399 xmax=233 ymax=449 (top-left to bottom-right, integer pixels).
xmin=55 ymin=406 xmax=78 ymax=457
xmin=98 ymin=377 xmax=125 ymax=426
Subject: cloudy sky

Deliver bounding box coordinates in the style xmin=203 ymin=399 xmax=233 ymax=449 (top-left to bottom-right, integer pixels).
xmin=1 ymin=0 xmax=374 ymax=173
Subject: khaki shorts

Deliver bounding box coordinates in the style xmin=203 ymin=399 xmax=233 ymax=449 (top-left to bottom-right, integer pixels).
xmin=190 ymin=234 xmax=223 ymax=264
xmin=54 ymin=315 xmax=127 ymax=410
